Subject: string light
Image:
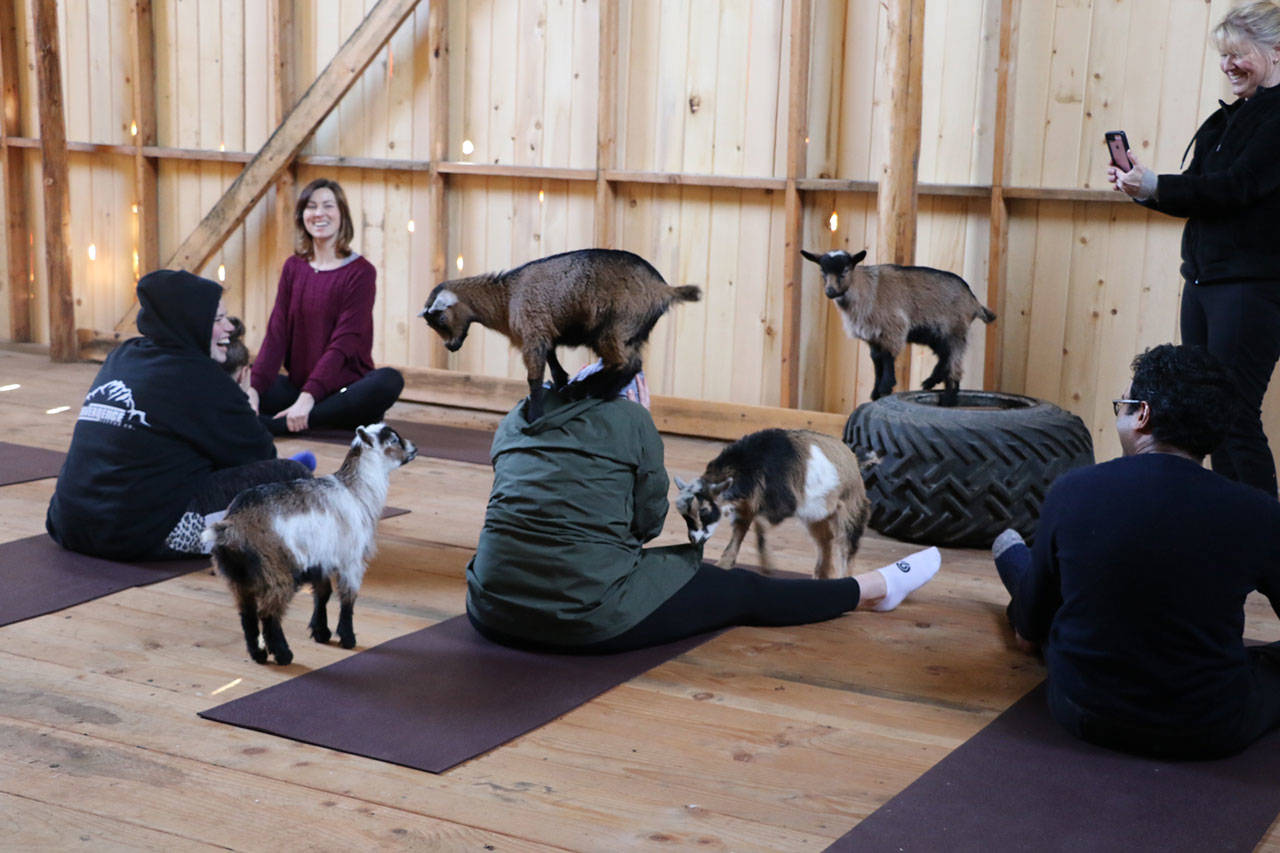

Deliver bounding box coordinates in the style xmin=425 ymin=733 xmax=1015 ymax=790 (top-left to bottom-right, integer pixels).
xmin=87 ymin=243 xmax=96 ymax=261
xmin=217 ymin=264 xmax=226 ymax=282
xmin=461 ymin=139 xmax=475 ymax=156
xmin=538 ymin=190 xmax=544 ymax=203
xmin=456 ymin=255 xmax=464 ymax=272
xmin=828 ymin=211 xmax=838 ymax=232
xmin=406 ymin=219 xmax=415 ymax=233
xmin=130 ymin=120 xmax=137 ymax=137
xmin=131 ymin=203 xmax=138 ymax=214
xmin=218 ymin=142 xmax=226 ymax=152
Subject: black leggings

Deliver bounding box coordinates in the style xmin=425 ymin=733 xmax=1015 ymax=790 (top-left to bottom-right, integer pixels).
xmin=1181 ymin=280 xmax=1280 ymax=497
xmin=469 ymin=563 xmax=863 ymax=654
xmin=259 ymin=367 xmax=405 ymax=435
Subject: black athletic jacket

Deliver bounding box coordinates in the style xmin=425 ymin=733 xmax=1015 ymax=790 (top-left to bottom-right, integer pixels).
xmin=1144 ymin=82 xmax=1280 ymax=285
xmin=46 ymin=270 xmax=275 ymax=560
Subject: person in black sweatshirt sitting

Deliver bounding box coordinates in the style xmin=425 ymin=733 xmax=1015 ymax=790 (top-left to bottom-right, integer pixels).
xmin=46 ymin=270 xmax=310 ymax=561
xmin=993 ymin=344 xmax=1280 ymax=759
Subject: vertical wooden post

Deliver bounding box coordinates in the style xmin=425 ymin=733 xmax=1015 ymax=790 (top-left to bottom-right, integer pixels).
xmin=594 ymin=0 xmax=618 ymax=249
xmin=271 ymin=0 xmax=297 ymax=261
xmin=425 ymin=0 xmax=448 ymax=368
xmin=33 ymin=0 xmax=75 ymax=361
xmin=0 ymin=0 xmax=30 ymax=341
xmin=780 ymin=0 xmax=812 ymax=409
xmin=877 ymin=0 xmax=925 ymax=388
xmin=984 ymin=0 xmax=1017 ymax=390
xmin=129 ymin=0 xmax=159 ymax=280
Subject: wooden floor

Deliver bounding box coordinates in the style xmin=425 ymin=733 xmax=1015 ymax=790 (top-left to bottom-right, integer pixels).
xmin=2 ymin=346 xmax=1277 ymax=851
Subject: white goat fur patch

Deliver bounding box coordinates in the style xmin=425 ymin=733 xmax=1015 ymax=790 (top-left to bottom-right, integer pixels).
xmin=797 ymin=444 xmax=840 ymax=522
xmin=271 ymin=488 xmax=375 ymax=592
xmin=428 ymin=289 xmax=457 ymax=313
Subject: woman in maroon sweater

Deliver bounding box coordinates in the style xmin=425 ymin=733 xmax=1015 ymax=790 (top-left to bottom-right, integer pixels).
xmin=251 ymin=178 xmax=404 ymax=435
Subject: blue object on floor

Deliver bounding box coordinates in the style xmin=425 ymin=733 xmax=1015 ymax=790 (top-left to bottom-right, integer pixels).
xmin=290 ymin=449 xmax=317 ymax=472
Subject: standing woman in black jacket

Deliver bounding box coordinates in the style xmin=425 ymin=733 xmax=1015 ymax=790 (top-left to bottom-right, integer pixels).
xmin=1109 ymin=0 xmax=1280 ymax=497
xmin=47 ymin=270 xmax=311 ymax=560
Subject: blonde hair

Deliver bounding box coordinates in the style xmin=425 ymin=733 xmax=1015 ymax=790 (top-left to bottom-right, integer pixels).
xmin=1214 ymin=1 xmax=1280 ymax=53
xmin=293 ymin=178 xmax=355 ymax=259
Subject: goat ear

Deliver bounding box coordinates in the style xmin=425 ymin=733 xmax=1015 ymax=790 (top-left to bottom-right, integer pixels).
xmin=710 ymin=477 xmax=733 ymax=497
xmin=800 ymin=249 xmax=822 ymax=265
xmin=355 ymin=425 xmax=373 ymax=446
xmin=850 ymin=249 xmax=867 ymax=265
xmin=674 ymin=476 xmax=689 ymax=491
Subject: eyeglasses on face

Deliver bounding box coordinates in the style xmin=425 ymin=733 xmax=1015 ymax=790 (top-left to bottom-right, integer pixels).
xmin=1112 ymin=398 xmax=1144 ymax=416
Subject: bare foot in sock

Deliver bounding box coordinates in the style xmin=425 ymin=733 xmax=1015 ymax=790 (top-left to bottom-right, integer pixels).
xmin=871 ymin=547 xmax=941 ymax=612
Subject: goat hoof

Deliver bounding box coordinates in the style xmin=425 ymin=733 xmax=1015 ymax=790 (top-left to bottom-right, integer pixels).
xmin=309 ymin=623 xmax=331 ymax=644
xmin=273 ymin=647 xmax=294 ymax=666
xmin=337 ymin=632 xmax=356 ymax=650
xmin=249 ymin=646 xmax=268 ymax=664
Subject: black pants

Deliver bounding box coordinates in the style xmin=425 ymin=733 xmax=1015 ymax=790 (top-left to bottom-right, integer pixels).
xmin=997 ymin=542 xmax=1280 ymax=759
xmin=469 ymin=563 xmax=862 ymax=654
xmin=259 ymin=367 xmax=405 ymax=435
xmin=1181 ymin=281 xmax=1280 ymax=497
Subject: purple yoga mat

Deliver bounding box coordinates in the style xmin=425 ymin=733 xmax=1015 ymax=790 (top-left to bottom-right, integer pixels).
xmin=828 ymin=681 xmax=1280 ymax=852
xmin=0 ymin=441 xmax=67 ymax=486
xmin=0 ymin=534 xmax=206 ymax=627
xmin=0 ymin=509 xmax=406 ymax=628
xmin=298 ymin=420 xmax=493 ymax=466
xmin=199 ymin=613 xmax=719 ymax=773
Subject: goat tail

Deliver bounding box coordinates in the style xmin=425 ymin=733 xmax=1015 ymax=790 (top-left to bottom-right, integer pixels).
xmin=205 ymin=521 xmax=263 ymax=588
xmin=979 ymin=305 xmax=997 ymax=324
xmin=671 ymin=284 xmax=702 ymax=303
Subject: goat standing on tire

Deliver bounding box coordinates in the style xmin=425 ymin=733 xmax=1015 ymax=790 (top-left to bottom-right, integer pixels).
xmin=419 ymin=249 xmax=701 ymax=420
xmin=802 ymin=249 xmax=995 ymax=406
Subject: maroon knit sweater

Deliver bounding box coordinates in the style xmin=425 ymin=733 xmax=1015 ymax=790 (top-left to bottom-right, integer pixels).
xmin=250 ymin=254 xmax=377 ymax=400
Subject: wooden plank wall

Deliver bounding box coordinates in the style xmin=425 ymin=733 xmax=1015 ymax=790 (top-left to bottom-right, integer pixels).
xmin=0 ymin=0 xmax=1271 ymax=466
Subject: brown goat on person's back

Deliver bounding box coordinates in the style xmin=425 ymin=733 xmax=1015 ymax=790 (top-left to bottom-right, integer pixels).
xmin=802 ymin=249 xmax=996 ymax=406
xmin=419 ymin=249 xmax=700 ymax=419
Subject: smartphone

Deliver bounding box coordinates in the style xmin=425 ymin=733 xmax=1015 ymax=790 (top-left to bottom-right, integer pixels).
xmin=1105 ymin=130 xmax=1133 ymax=171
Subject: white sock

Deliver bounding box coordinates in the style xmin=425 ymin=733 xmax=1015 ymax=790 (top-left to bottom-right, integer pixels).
xmin=872 ymin=547 xmax=941 ymax=612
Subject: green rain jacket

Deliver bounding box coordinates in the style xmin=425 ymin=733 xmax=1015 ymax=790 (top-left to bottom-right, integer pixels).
xmin=465 ymin=388 xmax=702 ymax=646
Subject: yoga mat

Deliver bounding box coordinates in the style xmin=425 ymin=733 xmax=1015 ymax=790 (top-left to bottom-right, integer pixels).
xmin=0 ymin=510 xmax=407 ymax=628
xmin=297 ymin=420 xmax=493 ymax=466
xmin=828 ymin=682 xmax=1280 ymax=852
xmin=0 ymin=535 xmax=206 ymax=627
xmin=0 ymin=441 xmax=67 ymax=486
xmin=200 ymin=613 xmax=718 ymax=773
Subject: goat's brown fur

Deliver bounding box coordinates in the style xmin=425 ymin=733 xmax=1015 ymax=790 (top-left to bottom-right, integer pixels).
xmin=802 ymin=249 xmax=995 ymax=405
xmin=420 ymin=249 xmax=700 ymax=418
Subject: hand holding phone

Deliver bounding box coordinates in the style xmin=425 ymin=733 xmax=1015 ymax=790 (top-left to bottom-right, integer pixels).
xmin=1105 ymin=131 xmax=1133 ymax=171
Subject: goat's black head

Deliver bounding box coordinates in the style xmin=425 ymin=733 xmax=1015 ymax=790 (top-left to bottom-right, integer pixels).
xmin=801 ymin=249 xmax=867 ymax=300
xmin=419 ymin=284 xmax=471 ymax=352
xmin=673 ymin=475 xmax=733 ymax=546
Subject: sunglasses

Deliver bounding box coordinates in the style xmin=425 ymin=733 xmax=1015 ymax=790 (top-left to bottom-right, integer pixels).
xmin=1112 ymin=398 xmax=1144 ymax=416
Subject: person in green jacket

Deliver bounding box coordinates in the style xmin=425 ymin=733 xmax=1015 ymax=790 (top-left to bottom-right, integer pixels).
xmin=466 ymin=387 xmax=940 ymax=653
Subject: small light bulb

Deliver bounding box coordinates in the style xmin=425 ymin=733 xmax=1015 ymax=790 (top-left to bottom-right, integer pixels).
xmin=828 ymin=211 xmax=838 ymax=232
xmin=538 ymin=190 xmax=544 ymax=203
xmin=461 ymin=139 xmax=475 ymax=156
xmin=131 ymin=203 xmax=138 ymax=214
xmin=218 ymin=142 xmax=226 ymax=152
xmin=456 ymin=255 xmax=464 ymax=272
xmin=130 ymin=120 xmax=138 ymax=136
xmin=87 ymin=243 xmax=96 ymax=261
xmin=217 ymin=264 xmax=226 ymax=282
xmin=407 ymin=219 xmax=415 ymax=233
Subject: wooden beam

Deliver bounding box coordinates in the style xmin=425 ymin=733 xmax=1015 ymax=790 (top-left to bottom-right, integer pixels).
xmin=984 ymin=0 xmax=1017 ymax=391
xmin=0 ymin=0 xmax=30 ymax=341
xmin=594 ymin=0 xmax=618 ymax=248
xmin=270 ymin=0 xmax=297 ymax=265
xmin=129 ymin=0 xmax=159 ymax=279
xmin=396 ymin=366 xmax=847 ymax=441
xmin=32 ymin=0 xmax=74 ymax=361
xmin=877 ymin=0 xmax=925 ymax=389
xmin=426 ymin=0 xmax=448 ymax=369
xmin=113 ymin=0 xmax=422 ymax=332
xmin=780 ymin=0 xmax=812 ymax=409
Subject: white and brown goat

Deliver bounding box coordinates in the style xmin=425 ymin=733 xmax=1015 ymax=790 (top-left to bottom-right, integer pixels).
xmin=802 ymin=249 xmax=996 ymax=406
xmin=202 ymin=424 xmax=417 ymax=665
xmin=420 ymin=248 xmax=700 ymax=419
xmin=675 ymin=429 xmax=870 ymax=579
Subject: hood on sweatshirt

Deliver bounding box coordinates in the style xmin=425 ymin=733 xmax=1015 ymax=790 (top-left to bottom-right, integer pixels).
xmin=517 ymin=386 xmax=609 ymax=435
xmin=136 ymin=269 xmax=222 ymax=355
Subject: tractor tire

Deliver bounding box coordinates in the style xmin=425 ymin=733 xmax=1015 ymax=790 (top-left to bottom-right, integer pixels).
xmin=843 ymin=390 xmax=1094 ymax=548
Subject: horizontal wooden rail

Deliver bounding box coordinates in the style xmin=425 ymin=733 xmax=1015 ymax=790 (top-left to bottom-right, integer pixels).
xmin=397 ymin=366 xmax=848 ymax=441
xmin=6 ymin=135 xmax=1135 ymax=204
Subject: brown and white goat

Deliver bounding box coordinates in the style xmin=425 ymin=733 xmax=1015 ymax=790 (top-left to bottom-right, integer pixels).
xmin=419 ymin=249 xmax=700 ymax=419
xmin=802 ymin=249 xmax=996 ymax=406
xmin=202 ymin=424 xmax=417 ymax=665
xmin=674 ymin=429 xmax=870 ymax=579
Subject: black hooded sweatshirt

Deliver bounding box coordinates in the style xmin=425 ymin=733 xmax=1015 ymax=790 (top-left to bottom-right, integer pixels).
xmin=47 ymin=270 xmax=276 ymax=560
